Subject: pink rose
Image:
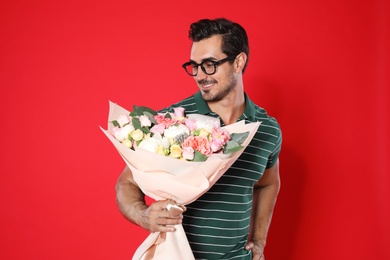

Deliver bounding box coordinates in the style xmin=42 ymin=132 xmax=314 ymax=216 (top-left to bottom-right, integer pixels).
xmin=211 ymin=128 xmax=230 ymax=143
xmin=173 ymin=107 xmax=185 ymax=117
xmin=184 ymin=118 xmax=197 ymax=132
xmin=182 ymin=146 xmax=194 ymax=160
xmin=150 ymin=124 xmax=165 ymax=135
xmin=117 ymin=114 xmax=130 ymax=127
xmin=154 ymin=114 xmax=177 ymax=128
xmin=210 ymin=138 xmax=225 ymax=152
xmin=139 ymin=115 xmax=152 ymax=127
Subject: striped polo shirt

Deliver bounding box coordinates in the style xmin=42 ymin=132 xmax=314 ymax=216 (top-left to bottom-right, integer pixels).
xmin=159 ymin=92 xmax=282 ymax=259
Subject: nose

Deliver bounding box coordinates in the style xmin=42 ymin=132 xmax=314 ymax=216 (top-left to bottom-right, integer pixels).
xmin=194 ymin=66 xmax=208 ymax=81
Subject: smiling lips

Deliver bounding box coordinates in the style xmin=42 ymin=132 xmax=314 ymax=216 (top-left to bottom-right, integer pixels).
xmin=198 ymin=79 xmax=217 ymax=89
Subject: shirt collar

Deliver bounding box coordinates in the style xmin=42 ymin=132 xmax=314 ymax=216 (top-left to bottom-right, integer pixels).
xmin=194 ymin=91 xmax=256 ymax=120
xmin=194 ymin=91 xmax=212 ymax=115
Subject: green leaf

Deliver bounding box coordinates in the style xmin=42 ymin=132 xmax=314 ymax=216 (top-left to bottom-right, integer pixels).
xmin=140 ymin=126 xmax=150 ymax=134
xmin=143 ymin=111 xmax=156 ymax=124
xmin=111 ymin=120 xmax=120 ymax=127
xmin=192 ymin=150 xmax=208 ymax=162
xmin=131 ymin=106 xmax=157 ymax=117
xmin=223 ymin=140 xmax=244 ymax=154
xmin=132 ymin=117 xmax=141 ymax=130
xmin=230 ymin=131 xmax=249 ymax=145
xmin=164 ymin=113 xmax=172 ymax=119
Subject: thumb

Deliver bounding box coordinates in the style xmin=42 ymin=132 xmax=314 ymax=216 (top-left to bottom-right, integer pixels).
xmin=245 ymin=241 xmax=254 ymax=250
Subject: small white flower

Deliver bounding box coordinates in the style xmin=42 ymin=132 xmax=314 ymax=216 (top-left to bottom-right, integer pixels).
xmin=195 ymin=120 xmax=215 ymax=133
xmin=164 ymin=124 xmax=190 ymax=139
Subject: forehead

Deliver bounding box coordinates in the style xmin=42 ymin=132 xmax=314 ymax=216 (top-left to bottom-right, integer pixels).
xmin=190 ymin=35 xmax=224 ymax=61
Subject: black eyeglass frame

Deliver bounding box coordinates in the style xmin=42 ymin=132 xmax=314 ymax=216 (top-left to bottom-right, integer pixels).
xmin=181 ymin=55 xmax=238 ymax=76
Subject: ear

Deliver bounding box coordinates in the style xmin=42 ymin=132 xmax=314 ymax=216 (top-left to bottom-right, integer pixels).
xmin=234 ymin=52 xmax=247 ymax=73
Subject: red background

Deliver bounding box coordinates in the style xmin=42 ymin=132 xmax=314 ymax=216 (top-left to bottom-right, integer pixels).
xmin=1 ymin=0 xmax=389 ymax=259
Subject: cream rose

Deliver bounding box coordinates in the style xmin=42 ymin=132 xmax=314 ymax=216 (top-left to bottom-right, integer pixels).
xmin=170 ymin=144 xmax=182 ymax=158
xmin=122 ymin=139 xmax=133 ymax=148
xmin=131 ymin=129 xmax=144 ymax=141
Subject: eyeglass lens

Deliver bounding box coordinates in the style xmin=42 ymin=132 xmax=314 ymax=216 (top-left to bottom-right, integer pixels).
xmin=184 ymin=60 xmax=216 ymax=76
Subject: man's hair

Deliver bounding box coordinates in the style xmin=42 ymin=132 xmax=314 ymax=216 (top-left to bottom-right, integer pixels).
xmin=188 ymin=18 xmax=249 ymax=73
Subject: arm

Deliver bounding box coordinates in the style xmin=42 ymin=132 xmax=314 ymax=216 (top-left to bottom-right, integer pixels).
xmin=246 ymin=159 xmax=281 ymax=259
xmin=115 ymin=166 xmax=183 ymax=232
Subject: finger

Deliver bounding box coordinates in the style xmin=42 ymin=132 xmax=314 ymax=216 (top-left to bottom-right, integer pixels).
xmin=158 ymin=224 xmax=176 ymax=232
xmin=156 ymin=215 xmax=183 ymax=226
xmin=245 ymin=242 xmax=253 ymax=250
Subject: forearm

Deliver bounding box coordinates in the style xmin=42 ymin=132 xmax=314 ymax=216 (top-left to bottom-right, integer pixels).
xmin=115 ymin=167 xmax=148 ymax=227
xmin=250 ymin=181 xmax=280 ymax=246
xmin=250 ymin=160 xmax=281 ymax=247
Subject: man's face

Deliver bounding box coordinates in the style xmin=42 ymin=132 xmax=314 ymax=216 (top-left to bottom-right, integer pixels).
xmin=190 ymin=35 xmax=237 ymax=102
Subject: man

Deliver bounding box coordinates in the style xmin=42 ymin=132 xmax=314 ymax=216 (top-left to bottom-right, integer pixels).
xmin=116 ymin=18 xmax=282 ymax=259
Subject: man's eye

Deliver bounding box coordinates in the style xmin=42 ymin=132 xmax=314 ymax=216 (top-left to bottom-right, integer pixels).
xmin=203 ymin=61 xmax=215 ymax=68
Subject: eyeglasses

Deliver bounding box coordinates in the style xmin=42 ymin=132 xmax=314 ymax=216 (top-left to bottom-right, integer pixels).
xmin=181 ymin=55 xmax=237 ymax=76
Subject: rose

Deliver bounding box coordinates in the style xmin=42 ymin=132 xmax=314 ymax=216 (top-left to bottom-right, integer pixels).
xmin=211 ymin=128 xmax=230 ymax=143
xmin=112 ymin=127 xmax=125 ymax=142
xmin=182 ymin=146 xmax=194 ymax=160
xmin=150 ymin=124 xmax=165 ymax=135
xmin=122 ymin=139 xmax=133 ymax=148
xmin=197 ymin=128 xmax=210 ymax=138
xmin=131 ymin=129 xmax=144 ymax=141
xmin=138 ymin=137 xmax=159 ymax=153
xmin=184 ymin=118 xmax=197 ymax=132
xmin=173 ymin=107 xmax=185 ymax=118
xmin=156 ymin=146 xmax=169 ymax=156
xmin=210 ymin=138 xmax=224 ymax=152
xmin=121 ymin=124 xmax=135 ymax=138
xmin=117 ymin=114 xmax=131 ymax=127
xmin=170 ymin=144 xmax=182 ymax=158
xmin=154 ymin=114 xmax=177 ymax=128
xmin=139 ymin=115 xmax=152 ymax=127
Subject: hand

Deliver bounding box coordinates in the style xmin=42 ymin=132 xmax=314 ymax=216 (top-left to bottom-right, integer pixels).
xmin=139 ymin=199 xmax=186 ymax=233
xmin=245 ymin=240 xmax=265 ymax=260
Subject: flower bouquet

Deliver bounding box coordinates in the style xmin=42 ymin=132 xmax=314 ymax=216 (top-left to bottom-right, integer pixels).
xmin=100 ymin=101 xmax=261 ymax=260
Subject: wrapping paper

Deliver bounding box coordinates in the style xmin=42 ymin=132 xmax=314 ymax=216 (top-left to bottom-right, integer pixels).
xmin=100 ymin=101 xmax=261 ymax=260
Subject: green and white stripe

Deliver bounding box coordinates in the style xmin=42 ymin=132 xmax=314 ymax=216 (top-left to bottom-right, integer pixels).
xmin=160 ymin=92 xmax=282 ymax=259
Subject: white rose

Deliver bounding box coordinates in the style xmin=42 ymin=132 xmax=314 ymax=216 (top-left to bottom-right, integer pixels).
xmin=113 ymin=127 xmax=126 ymax=142
xmin=138 ymin=137 xmax=159 ymax=153
xmin=120 ymin=124 xmax=135 ymax=138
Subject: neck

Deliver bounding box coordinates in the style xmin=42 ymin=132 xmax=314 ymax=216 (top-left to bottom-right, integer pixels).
xmin=208 ymin=90 xmax=245 ymax=125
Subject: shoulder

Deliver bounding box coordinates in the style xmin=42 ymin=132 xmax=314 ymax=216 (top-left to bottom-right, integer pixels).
xmin=250 ymin=104 xmax=282 ymax=145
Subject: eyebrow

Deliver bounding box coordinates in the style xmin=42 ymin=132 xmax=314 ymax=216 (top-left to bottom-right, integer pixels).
xmin=189 ymin=56 xmax=218 ymax=63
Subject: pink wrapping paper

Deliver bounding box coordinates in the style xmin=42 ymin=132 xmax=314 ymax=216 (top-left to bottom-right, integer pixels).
xmin=100 ymin=101 xmax=261 ymax=260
